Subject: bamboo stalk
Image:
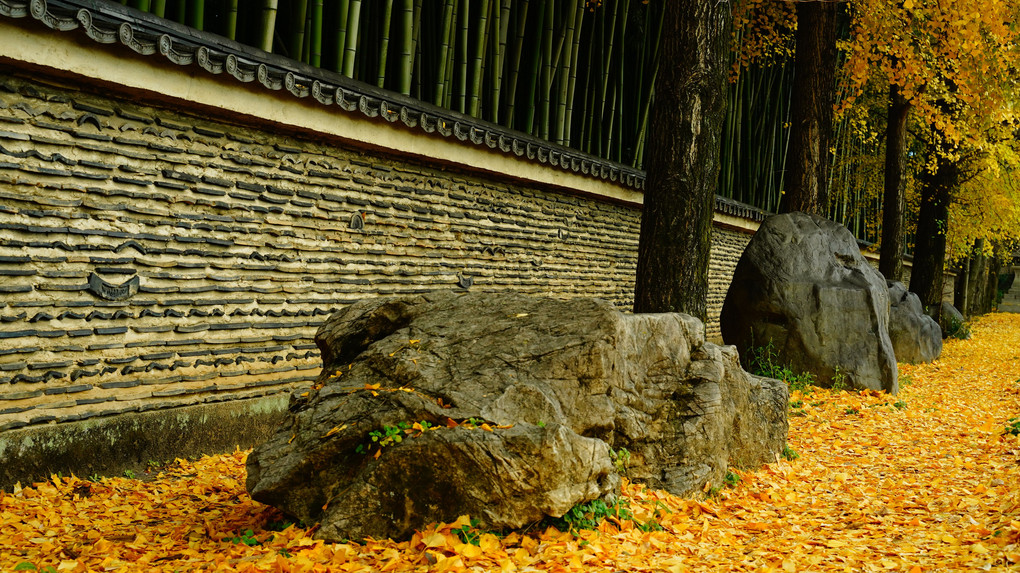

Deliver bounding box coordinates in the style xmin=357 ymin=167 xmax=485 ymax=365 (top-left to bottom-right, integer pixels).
xmin=579 ymin=9 xmax=595 ymax=149
xmin=188 ymin=0 xmax=203 ymax=30
xmin=633 ymin=0 xmax=663 ymax=165
xmin=491 ymin=0 xmax=511 ymax=123
xmin=397 ymin=0 xmax=414 ymax=94
xmin=413 ymin=1 xmax=424 ymax=100
xmin=721 ymin=59 xmax=740 ymax=196
xmin=289 ymin=0 xmax=308 ymax=61
xmin=603 ymin=82 xmax=617 ymax=158
xmin=456 ymin=0 xmax=470 ymax=113
xmin=342 ymin=0 xmax=362 ymax=77
xmin=331 ymin=0 xmax=350 ymax=72
xmin=310 ymin=0 xmax=323 ymax=66
xmin=542 ymin=0 xmax=571 ymax=135
xmin=612 ymin=0 xmax=629 ymax=162
xmin=633 ymin=65 xmax=655 ymax=169
xmin=303 ymin=8 xmax=312 ymax=63
xmin=525 ymin=0 xmax=546 ymax=135
xmin=599 ymin=0 xmax=619 ymax=121
xmin=632 ymin=65 xmax=658 ymax=168
xmin=467 ymin=0 xmax=492 ymax=117
xmin=590 ymin=6 xmax=605 ymax=156
xmin=564 ymin=1 xmax=587 ymax=145
xmin=746 ymin=93 xmax=757 ymax=205
xmin=555 ymin=1 xmax=580 ymax=145
xmin=260 ymin=0 xmax=278 ymax=53
xmin=582 ymin=15 xmax=596 ymax=152
xmin=505 ymin=0 xmax=530 ymax=126
xmin=444 ymin=2 xmax=457 ymax=109
xmin=376 ymin=0 xmax=395 ymax=88
xmin=151 ymin=0 xmax=164 ymax=17
xmin=409 ymin=0 xmax=422 ymax=94
xmin=226 ymin=0 xmax=238 ymax=40
xmin=435 ymin=0 xmax=456 ymax=105
xmin=538 ymin=0 xmax=554 ymax=139
xmin=174 ymin=0 xmax=185 ymax=24
xmin=135 ymin=0 xmax=151 ymax=11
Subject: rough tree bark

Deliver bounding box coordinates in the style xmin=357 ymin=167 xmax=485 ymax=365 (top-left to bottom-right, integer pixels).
xmin=633 ymin=0 xmax=731 ymax=321
xmin=909 ymin=141 xmax=957 ymax=327
xmin=779 ymin=0 xmax=838 ymax=216
xmin=878 ymin=84 xmax=911 ymax=282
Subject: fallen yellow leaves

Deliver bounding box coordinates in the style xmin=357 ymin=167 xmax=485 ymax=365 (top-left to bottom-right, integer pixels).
xmin=4 ymin=314 xmax=1020 ymax=571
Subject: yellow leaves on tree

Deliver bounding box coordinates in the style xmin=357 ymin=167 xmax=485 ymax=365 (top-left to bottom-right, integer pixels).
xmin=844 ymin=0 xmax=1019 ymax=126
xmin=730 ymin=0 xmax=796 ymax=78
xmin=835 ymin=0 xmax=1020 ymax=259
xmin=946 ymin=170 xmax=1020 ymax=264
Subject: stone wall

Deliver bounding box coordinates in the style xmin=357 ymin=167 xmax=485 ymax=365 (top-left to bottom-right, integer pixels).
xmin=709 ymin=225 xmax=753 ymax=333
xmin=0 ymin=71 xmax=661 ymax=485
xmin=0 ymin=67 xmax=949 ymax=487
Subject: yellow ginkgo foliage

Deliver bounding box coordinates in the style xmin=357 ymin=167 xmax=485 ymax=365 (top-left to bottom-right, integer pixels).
xmin=843 ymin=0 xmax=1020 ymax=151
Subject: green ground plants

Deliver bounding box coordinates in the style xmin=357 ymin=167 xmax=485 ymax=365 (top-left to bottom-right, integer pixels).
xmin=748 ymin=341 xmax=816 ymax=393
xmin=542 ymin=498 xmax=663 ymax=534
xmin=1004 ymin=417 xmax=1020 ymax=436
xmin=944 ymin=314 xmax=972 ymax=340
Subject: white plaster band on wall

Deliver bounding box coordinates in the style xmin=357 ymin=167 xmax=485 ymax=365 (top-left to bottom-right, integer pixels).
xmin=0 ymin=19 xmax=646 ymax=207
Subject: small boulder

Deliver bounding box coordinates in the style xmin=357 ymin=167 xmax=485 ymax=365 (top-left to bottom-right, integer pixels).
xmin=941 ymin=302 xmax=970 ymax=339
xmin=887 ymin=281 xmax=942 ymax=363
xmin=720 ymin=212 xmax=898 ymax=393
xmin=247 ymin=291 xmax=788 ymax=541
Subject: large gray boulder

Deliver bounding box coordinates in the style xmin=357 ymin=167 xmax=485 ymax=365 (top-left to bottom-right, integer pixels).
xmin=720 ymin=212 xmax=898 ymax=393
xmin=887 ymin=281 xmax=942 ymax=363
xmin=247 ymin=291 xmax=788 ymax=541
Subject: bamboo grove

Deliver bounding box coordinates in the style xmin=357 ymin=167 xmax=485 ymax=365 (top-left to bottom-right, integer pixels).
xmin=120 ymin=0 xmax=1020 ymax=256
xmin=120 ymin=0 xmax=811 ymax=228
xmin=128 ymin=0 xmax=662 ymax=166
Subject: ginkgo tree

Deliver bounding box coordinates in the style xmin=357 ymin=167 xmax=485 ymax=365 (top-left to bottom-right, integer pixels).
xmin=633 ymin=0 xmax=732 ymax=320
xmin=779 ymin=0 xmax=840 ymax=216
xmin=729 ymin=0 xmax=1020 ymax=321
xmin=838 ymin=0 xmax=1020 ymax=320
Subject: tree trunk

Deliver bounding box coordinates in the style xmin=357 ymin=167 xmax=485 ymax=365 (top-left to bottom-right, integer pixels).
xmin=909 ymin=143 xmax=957 ymax=327
xmin=954 ymin=257 xmax=969 ymax=313
xmin=966 ymin=239 xmax=985 ymax=316
xmin=989 ymin=253 xmax=1004 ymax=311
xmin=779 ymin=0 xmax=837 ymax=216
xmin=986 ymin=253 xmax=1002 ymax=313
xmin=878 ymin=84 xmax=911 ymax=282
xmin=632 ymin=0 xmax=731 ymax=322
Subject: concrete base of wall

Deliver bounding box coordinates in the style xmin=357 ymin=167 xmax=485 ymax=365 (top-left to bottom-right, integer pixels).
xmin=0 ymin=394 xmax=289 ymax=491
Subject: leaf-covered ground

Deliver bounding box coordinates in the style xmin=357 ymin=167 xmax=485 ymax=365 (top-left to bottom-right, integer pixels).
xmin=3 ymin=314 xmax=1020 ymax=572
